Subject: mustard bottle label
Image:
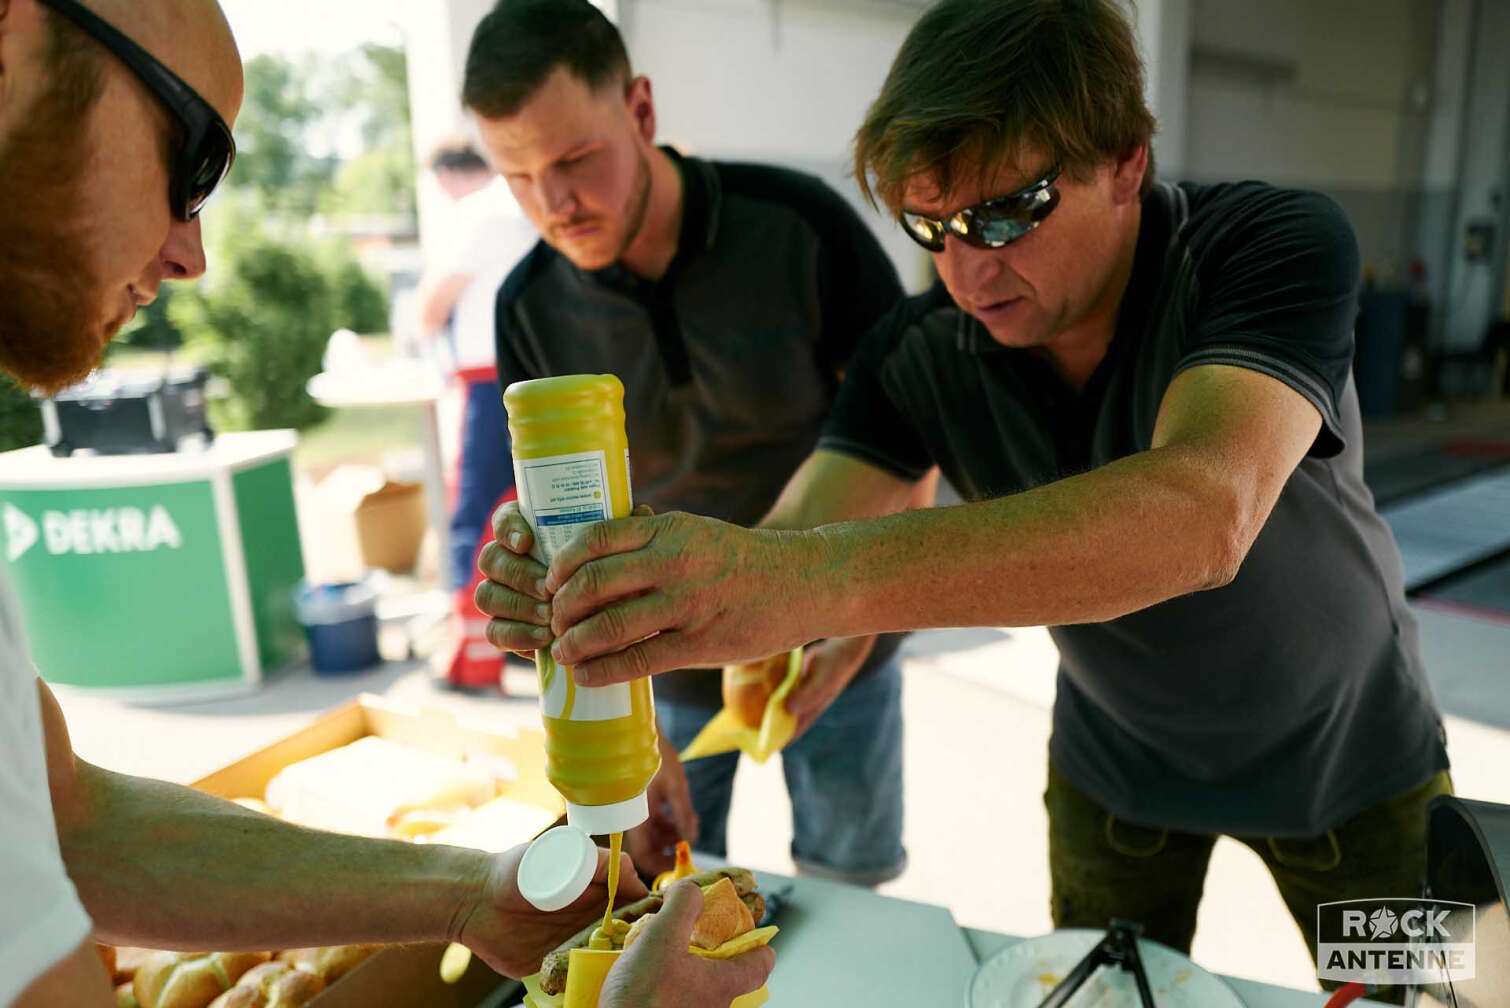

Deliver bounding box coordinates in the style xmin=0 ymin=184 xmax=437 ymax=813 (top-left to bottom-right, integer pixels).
xmin=516 ymin=449 xmax=617 ymax=559
xmin=515 ymin=447 xmax=632 ymax=723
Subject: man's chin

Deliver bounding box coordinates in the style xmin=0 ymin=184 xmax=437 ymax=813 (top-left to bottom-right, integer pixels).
xmin=977 ymin=321 xmax=1044 ymax=350
xmin=0 ymin=318 xmax=109 ymax=396
xmin=552 ymin=237 xmax=621 ymax=272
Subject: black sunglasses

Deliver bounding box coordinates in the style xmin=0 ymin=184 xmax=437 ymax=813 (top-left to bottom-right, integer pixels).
xmin=37 ymin=0 xmax=236 ymax=221
xmin=901 ymin=166 xmax=1062 ymax=253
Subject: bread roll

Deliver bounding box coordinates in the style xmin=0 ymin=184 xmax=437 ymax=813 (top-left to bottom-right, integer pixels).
xmin=208 ymin=962 xmax=325 ymax=1008
xmin=427 ymin=796 xmax=560 ymax=853
xmin=279 ymin=944 xmax=379 ymax=983
xmin=264 ymin=737 xmax=497 ymax=838
xmin=621 ymin=877 xmax=756 ymax=955
xmin=621 ymin=914 xmax=651 ymax=951
xmin=721 ymin=653 xmax=789 ymax=729
xmin=112 ymin=946 xmax=156 ymax=985
xmin=133 ymin=951 xmax=270 ymax=1008
xmin=689 ymin=877 xmax=755 ymax=950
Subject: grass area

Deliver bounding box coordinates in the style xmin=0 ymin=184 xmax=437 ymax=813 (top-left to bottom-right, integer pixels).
xmin=103 ymin=344 xmax=212 ymax=374
xmin=294 ymin=405 xmax=425 ymax=478
xmin=106 ymin=337 xmax=429 ymax=480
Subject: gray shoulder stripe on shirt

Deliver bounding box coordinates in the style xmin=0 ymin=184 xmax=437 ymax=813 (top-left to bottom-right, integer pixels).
xmin=1173 ymin=346 xmax=1341 ymax=427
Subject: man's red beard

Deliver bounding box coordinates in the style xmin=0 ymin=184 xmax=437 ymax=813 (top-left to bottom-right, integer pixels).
xmin=0 ymin=17 xmax=113 ymax=396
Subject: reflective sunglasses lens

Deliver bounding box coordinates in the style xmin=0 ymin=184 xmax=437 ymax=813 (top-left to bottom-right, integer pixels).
xmin=183 ymin=127 xmax=234 ymax=217
xmin=975 ymin=211 xmax=1034 ymax=247
xmin=903 ymin=215 xmax=947 ymax=251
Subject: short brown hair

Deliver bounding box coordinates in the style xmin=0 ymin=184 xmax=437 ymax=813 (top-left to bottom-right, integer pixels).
xmin=462 ymin=0 xmax=631 ymax=119
xmin=854 ymin=0 xmax=1156 ymax=213
xmin=428 ymin=138 xmax=490 ymax=175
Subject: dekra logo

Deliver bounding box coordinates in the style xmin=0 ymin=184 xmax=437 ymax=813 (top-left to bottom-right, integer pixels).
xmin=3 ymin=503 xmax=182 ymax=560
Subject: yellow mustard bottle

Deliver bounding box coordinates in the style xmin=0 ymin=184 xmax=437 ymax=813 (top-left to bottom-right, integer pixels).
xmin=504 ymin=374 xmax=660 ymax=837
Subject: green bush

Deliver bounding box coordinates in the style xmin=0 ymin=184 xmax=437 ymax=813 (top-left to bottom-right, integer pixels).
xmin=114 ymin=285 xmax=185 ymax=352
xmin=0 ymin=373 xmax=42 ymax=452
xmin=321 ymin=248 xmax=390 ymax=336
xmin=172 ymin=232 xmax=335 ymax=432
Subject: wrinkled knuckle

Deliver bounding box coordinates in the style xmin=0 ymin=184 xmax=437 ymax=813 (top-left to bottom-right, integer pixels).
xmin=502 ymin=553 xmax=533 ymax=589
xmin=583 ymin=519 xmax=612 ymax=553
xmin=577 ymin=561 xmax=605 ymax=600
xmin=597 ymin=605 xmax=626 ymax=643
xmin=625 ymin=644 xmax=652 ymax=679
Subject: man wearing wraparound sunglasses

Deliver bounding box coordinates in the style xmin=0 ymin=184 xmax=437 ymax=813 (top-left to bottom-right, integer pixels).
xmin=479 ymin=0 xmax=1450 ymax=996
xmin=0 ymin=2 xmax=769 ymax=1005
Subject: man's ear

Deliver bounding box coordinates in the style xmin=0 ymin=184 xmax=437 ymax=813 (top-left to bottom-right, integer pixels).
xmin=624 ymin=74 xmax=656 ymax=144
xmin=1111 ymin=143 xmax=1149 ymax=205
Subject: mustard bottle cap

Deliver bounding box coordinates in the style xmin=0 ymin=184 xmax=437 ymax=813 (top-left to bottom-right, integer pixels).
xmin=565 ymin=790 xmax=649 ymax=837
xmin=519 ymin=825 xmax=600 ymax=912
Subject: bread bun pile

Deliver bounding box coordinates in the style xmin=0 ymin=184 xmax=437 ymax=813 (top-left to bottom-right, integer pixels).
xmin=107 ymin=945 xmax=381 ymax=1008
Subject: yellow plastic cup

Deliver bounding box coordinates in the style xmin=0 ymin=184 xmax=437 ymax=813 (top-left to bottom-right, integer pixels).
xmin=561 ymin=948 xmax=768 ymax=1008
xmin=505 ymin=375 xmax=660 ymax=836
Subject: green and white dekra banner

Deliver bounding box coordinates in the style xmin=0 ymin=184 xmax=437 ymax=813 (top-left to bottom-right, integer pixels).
xmin=0 ymin=431 xmax=305 ymax=700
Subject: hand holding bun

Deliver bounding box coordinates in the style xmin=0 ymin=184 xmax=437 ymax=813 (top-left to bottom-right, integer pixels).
xmin=721 ymin=653 xmax=790 ymax=729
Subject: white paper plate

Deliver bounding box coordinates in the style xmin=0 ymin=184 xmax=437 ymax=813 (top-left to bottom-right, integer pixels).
xmin=968 ymin=930 xmax=1246 ymax=1008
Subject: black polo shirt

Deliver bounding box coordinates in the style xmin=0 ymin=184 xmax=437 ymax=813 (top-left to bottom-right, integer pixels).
xmin=820 ymin=181 xmax=1448 ymax=837
xmin=496 ymin=150 xmax=906 ymax=707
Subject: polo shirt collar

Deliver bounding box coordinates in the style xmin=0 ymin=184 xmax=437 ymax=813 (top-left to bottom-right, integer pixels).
xmin=586 ymin=146 xmax=721 ymax=294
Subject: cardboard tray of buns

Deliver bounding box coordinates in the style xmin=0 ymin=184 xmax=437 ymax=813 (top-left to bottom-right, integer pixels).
xmin=186 ymin=693 xmax=563 ymax=1008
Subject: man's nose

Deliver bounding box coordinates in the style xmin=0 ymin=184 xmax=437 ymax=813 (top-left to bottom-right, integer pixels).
xmin=160 ymin=216 xmax=208 ymax=281
xmin=938 ymin=236 xmax=1004 ymax=290
xmin=539 ymin=171 xmax=576 ymax=218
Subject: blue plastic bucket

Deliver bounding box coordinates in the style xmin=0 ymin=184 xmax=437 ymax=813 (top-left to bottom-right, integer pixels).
xmin=294 ymin=580 xmax=381 ymax=675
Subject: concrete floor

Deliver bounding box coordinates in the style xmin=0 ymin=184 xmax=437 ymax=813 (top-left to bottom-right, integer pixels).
xmin=54 ymin=601 xmax=1510 ymax=997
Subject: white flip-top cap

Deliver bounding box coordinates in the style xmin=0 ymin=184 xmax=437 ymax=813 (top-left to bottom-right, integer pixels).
xmin=518 ymin=793 xmax=650 ymax=912
xmin=518 ymin=826 xmax=600 ymax=912
xmin=565 ymin=791 xmax=649 ymax=837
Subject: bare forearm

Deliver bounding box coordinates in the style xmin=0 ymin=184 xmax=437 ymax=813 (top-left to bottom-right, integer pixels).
xmin=802 ymin=445 xmax=1243 ymax=638
xmin=63 ymin=765 xmax=487 ymax=951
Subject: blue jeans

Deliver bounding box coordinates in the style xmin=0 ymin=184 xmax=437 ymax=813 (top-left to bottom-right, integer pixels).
xmin=449 ymin=377 xmax=514 ymax=590
xmin=657 ymin=656 xmax=907 ymax=886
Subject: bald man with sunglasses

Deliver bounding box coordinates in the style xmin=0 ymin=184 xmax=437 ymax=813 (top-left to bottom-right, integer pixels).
xmin=0 ymin=2 xmax=770 ymax=1005
xmin=478 ymin=0 xmax=1449 ymax=991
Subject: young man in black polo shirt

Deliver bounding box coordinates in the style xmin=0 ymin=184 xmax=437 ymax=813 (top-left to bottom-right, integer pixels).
xmin=479 ymin=0 xmax=1452 ymax=993
xmin=463 ymin=0 xmax=925 ymax=885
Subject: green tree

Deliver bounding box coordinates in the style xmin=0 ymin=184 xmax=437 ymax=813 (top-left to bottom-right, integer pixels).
xmin=318 ymin=44 xmax=417 ymax=221
xmin=171 ymin=229 xmax=334 ymax=432
xmin=319 ymin=244 xmax=391 ymax=335
xmin=230 ymin=54 xmax=336 ymax=215
xmin=112 ymin=285 xmax=184 ymax=353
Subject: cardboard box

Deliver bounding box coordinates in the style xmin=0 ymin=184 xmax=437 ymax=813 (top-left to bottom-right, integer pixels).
xmin=192 ymin=694 xmax=562 ymax=1007
xmin=353 ymin=480 xmax=426 ymax=573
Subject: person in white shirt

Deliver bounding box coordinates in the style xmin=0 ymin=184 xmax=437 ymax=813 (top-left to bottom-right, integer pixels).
xmin=415 ymin=140 xmax=539 ymax=591
xmin=0 ymin=2 xmax=772 ymax=1005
